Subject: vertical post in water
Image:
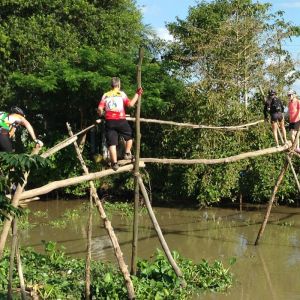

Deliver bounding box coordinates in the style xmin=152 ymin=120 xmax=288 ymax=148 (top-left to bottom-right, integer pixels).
xmin=131 ymin=47 xmax=144 ymax=275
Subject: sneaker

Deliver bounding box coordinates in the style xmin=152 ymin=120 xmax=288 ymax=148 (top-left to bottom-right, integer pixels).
xmin=112 ymin=162 xmax=119 ymax=171
xmin=124 ymin=153 xmax=134 ymax=161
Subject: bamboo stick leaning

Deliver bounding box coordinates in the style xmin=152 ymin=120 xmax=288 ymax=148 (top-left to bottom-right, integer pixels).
xmin=67 ymin=123 xmax=135 ymax=300
xmin=254 ymin=129 xmax=300 ymax=245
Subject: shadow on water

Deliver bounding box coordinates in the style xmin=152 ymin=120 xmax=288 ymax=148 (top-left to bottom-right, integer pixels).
xmin=10 ymin=199 xmax=300 ymax=300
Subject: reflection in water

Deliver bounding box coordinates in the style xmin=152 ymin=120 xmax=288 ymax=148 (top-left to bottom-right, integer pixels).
xmin=90 ymin=235 xmax=113 ymax=260
xmin=14 ymin=200 xmax=300 ymax=300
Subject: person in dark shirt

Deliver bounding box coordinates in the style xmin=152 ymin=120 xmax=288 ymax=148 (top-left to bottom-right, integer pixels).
xmin=263 ymin=89 xmax=287 ymax=147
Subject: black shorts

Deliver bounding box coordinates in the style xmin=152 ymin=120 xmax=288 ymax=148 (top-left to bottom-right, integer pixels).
xmin=105 ymin=119 xmax=133 ymax=146
xmin=0 ymin=130 xmax=13 ymax=152
xmin=270 ymin=112 xmax=283 ymax=123
xmin=289 ymin=120 xmax=300 ymax=131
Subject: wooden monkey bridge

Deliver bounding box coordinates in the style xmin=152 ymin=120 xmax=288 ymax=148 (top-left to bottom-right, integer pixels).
xmin=1 ymin=113 xmax=296 ymax=299
xmin=1 ymin=51 xmax=297 ymax=299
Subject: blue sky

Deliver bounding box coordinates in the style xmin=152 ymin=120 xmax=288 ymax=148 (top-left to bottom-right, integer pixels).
xmin=136 ymin=0 xmax=300 ymax=89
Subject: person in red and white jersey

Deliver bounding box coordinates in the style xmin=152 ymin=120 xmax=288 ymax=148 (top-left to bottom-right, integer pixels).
xmin=0 ymin=106 xmax=43 ymax=152
xmin=97 ymin=77 xmax=143 ymax=170
xmin=288 ymin=90 xmax=300 ymax=151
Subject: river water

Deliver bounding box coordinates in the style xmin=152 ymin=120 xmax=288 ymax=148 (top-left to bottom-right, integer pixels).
xmin=17 ymin=200 xmax=300 ymax=300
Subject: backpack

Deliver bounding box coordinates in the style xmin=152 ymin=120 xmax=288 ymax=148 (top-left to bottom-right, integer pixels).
xmin=270 ymin=98 xmax=282 ymax=113
xmin=0 ymin=112 xmax=9 ymax=130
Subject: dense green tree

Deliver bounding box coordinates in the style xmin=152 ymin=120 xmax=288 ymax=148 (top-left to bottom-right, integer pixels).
xmin=0 ymin=0 xmax=143 ymax=123
xmin=148 ymin=0 xmax=300 ymax=205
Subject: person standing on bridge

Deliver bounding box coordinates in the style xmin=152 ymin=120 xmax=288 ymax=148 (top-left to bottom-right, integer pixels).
xmin=264 ymin=89 xmax=287 ymax=147
xmin=97 ymin=77 xmax=143 ymax=171
xmin=0 ymin=106 xmax=43 ymax=152
xmin=288 ymin=90 xmax=300 ymax=152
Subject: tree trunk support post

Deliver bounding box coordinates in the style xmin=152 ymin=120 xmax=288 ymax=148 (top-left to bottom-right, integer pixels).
xmin=85 ymin=188 xmax=93 ymax=299
xmin=131 ymin=47 xmax=144 ymax=275
xmin=66 ymin=123 xmax=135 ymax=299
xmin=255 ymin=129 xmax=300 ymax=245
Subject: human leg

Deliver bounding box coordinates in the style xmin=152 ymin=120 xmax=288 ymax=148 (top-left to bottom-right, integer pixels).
xmin=294 ymin=121 xmax=300 ymax=149
xmin=279 ymin=119 xmax=287 ymax=143
xmin=117 ymin=120 xmax=134 ymax=159
xmin=105 ymin=121 xmax=119 ymax=170
xmin=271 ymin=122 xmax=279 ymax=146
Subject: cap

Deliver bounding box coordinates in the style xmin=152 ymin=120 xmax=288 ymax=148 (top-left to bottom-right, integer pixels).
xmin=288 ymin=90 xmax=296 ymax=96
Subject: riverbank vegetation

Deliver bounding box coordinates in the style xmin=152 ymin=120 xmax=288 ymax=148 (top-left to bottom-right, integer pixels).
xmin=0 ymin=242 xmax=233 ymax=299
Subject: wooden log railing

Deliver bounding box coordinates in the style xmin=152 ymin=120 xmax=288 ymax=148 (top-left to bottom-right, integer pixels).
xmin=140 ymin=143 xmax=291 ymax=165
xmin=126 ymin=117 xmax=264 ymax=131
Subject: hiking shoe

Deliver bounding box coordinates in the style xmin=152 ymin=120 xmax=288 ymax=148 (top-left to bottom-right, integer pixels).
xmin=112 ymin=162 xmax=119 ymax=171
xmin=124 ymin=153 xmax=135 ymax=161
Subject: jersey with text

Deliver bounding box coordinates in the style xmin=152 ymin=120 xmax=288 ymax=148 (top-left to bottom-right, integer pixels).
xmin=98 ymin=90 xmax=130 ymax=120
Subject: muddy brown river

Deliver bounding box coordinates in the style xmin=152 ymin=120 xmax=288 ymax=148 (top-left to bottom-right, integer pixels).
xmin=16 ymin=200 xmax=300 ymax=299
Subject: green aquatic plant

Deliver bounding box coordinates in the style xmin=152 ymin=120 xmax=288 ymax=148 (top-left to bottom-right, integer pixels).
xmin=18 ymin=208 xmax=36 ymax=230
xmin=0 ymin=244 xmax=233 ymax=299
xmin=49 ymin=219 xmax=67 ymax=229
xmin=33 ymin=210 xmax=48 ymax=218
xmin=104 ymin=201 xmax=146 ymax=219
xmin=63 ymin=208 xmax=80 ymax=220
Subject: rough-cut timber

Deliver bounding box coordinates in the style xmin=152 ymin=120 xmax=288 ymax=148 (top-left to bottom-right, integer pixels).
xmin=140 ymin=144 xmax=290 ymax=165
xmin=126 ymin=117 xmax=263 ymax=130
xmin=18 ymin=162 xmax=145 ymax=201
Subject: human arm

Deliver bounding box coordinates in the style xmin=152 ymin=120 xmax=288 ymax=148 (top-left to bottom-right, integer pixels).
xmin=21 ymin=118 xmax=43 ymax=147
xmin=127 ymin=87 xmax=143 ymax=107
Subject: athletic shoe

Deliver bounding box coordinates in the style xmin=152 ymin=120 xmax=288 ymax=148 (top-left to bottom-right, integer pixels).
xmin=112 ymin=162 xmax=119 ymax=171
xmin=124 ymin=153 xmax=135 ymax=161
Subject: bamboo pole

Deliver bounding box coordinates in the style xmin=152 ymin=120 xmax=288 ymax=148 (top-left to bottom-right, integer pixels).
xmin=254 ymin=159 xmax=289 ymax=246
xmin=7 ymin=219 xmax=18 ymax=300
xmin=17 ymin=162 xmax=145 ymax=201
xmin=140 ymin=143 xmax=290 ymax=165
xmin=255 ymin=129 xmax=300 ymax=245
xmin=41 ymin=136 xmax=77 ymax=158
xmin=85 ymin=188 xmax=92 ymax=299
xmin=7 ymin=219 xmax=26 ymax=300
xmin=67 ymin=123 xmax=135 ymax=299
xmin=126 ymin=117 xmax=263 ymax=130
xmin=137 ymin=175 xmax=186 ymax=287
xmin=131 ymin=47 xmax=143 ymax=275
xmin=15 ymin=241 xmax=26 ymax=300
xmin=276 ymin=124 xmax=300 ymax=193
